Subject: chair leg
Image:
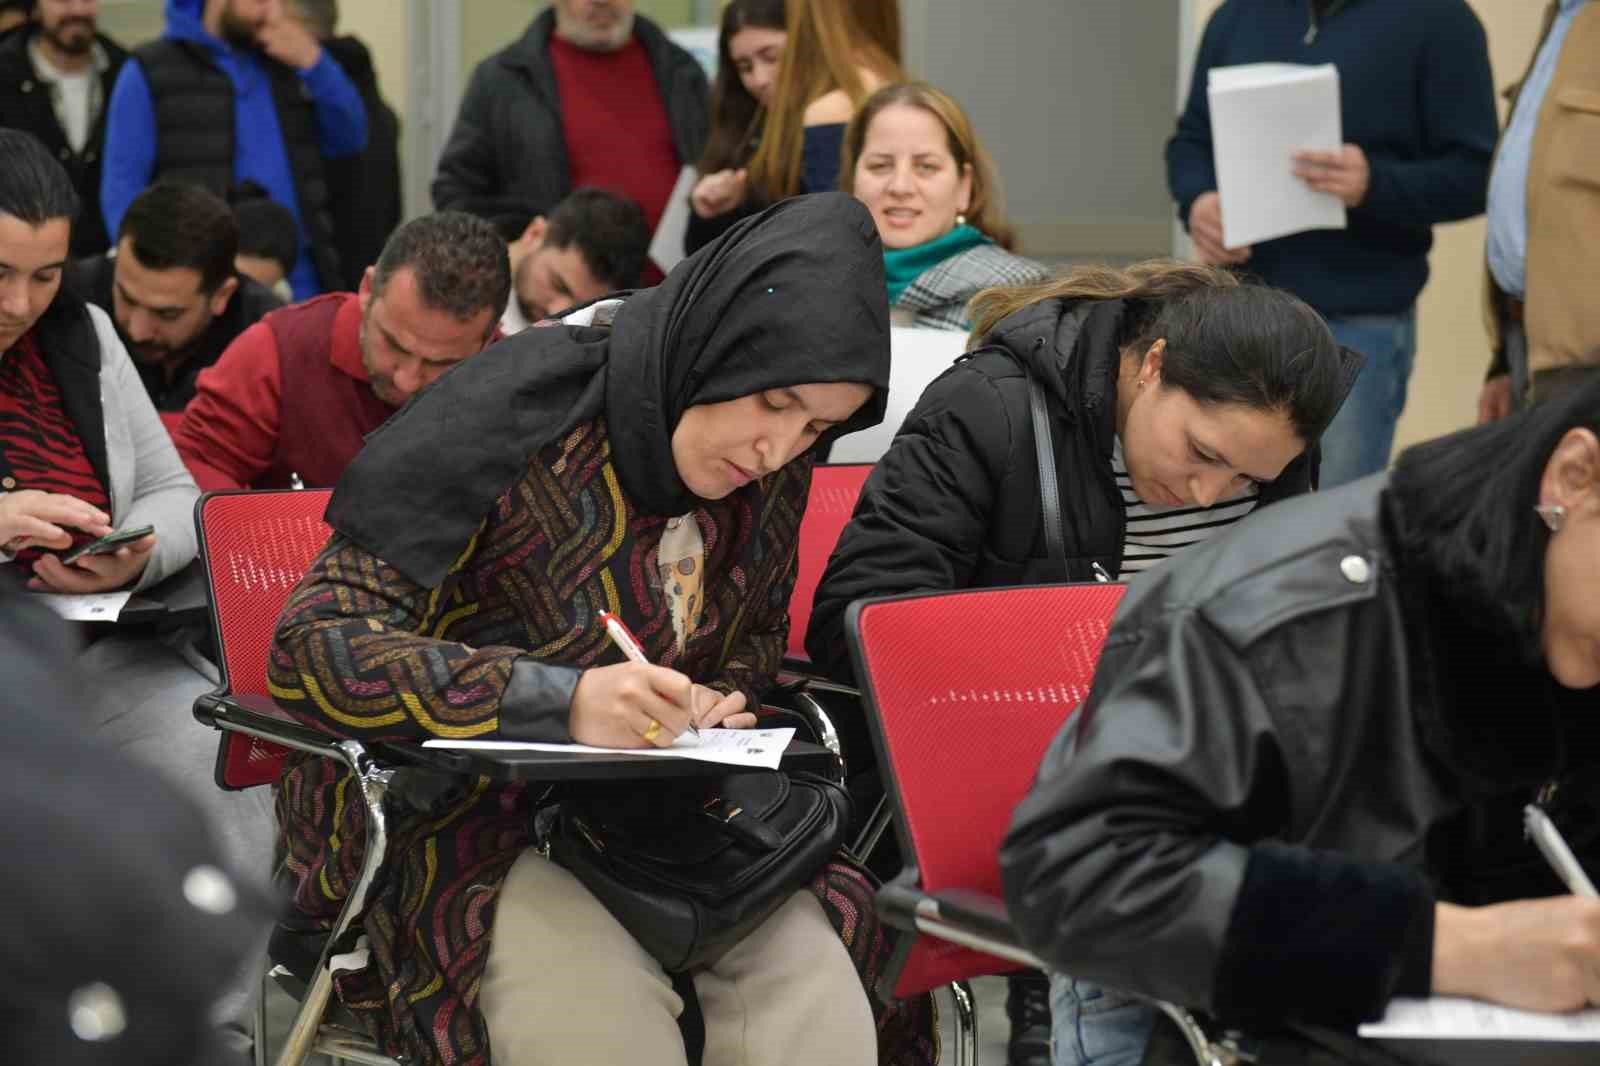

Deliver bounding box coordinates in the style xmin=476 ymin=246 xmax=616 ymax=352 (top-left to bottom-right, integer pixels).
xmin=254 ymin=966 xmax=270 ymax=1066
xmin=276 ymin=742 xmax=394 ymax=1066
xmin=948 ymin=980 xmax=976 ymax=1066
xmin=851 ymin=795 xmax=892 ymax=862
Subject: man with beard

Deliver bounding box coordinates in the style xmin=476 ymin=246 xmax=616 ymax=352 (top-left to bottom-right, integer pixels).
xmin=0 ymin=0 xmax=127 ymax=258
xmin=172 ymin=212 xmax=506 ymax=491
xmin=500 ymin=186 xmax=651 ymax=334
xmin=65 ymin=182 xmax=282 ymax=411
xmin=432 ymin=0 xmax=707 ymax=259
xmin=99 ymin=0 xmax=366 ymax=301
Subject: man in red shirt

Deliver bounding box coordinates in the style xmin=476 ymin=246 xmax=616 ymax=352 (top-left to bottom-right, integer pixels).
xmin=431 ymin=0 xmax=707 ymax=277
xmin=173 ymin=211 xmax=508 ymax=490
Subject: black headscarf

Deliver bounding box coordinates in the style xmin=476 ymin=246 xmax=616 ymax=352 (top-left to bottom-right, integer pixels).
xmin=326 ymin=192 xmax=891 ymax=588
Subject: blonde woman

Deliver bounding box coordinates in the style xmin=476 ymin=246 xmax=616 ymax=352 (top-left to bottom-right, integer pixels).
xmin=843 ymin=82 xmax=1048 ymax=330
xmin=745 ymin=0 xmax=903 ymax=201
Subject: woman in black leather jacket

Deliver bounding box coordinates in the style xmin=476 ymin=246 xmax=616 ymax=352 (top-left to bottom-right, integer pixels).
xmin=1002 ymin=376 xmax=1600 ymax=1057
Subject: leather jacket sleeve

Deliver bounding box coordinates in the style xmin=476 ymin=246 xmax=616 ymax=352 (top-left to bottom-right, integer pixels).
xmin=1001 ymin=603 xmax=1435 ymax=1026
xmin=498 ymin=656 xmax=580 ymax=743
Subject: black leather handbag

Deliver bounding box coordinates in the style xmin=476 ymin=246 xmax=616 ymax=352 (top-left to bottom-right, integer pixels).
xmin=548 ymin=769 xmax=852 ymax=972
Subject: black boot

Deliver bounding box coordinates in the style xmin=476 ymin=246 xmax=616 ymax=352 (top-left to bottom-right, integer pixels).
xmin=1005 ymin=968 xmax=1052 ymax=1066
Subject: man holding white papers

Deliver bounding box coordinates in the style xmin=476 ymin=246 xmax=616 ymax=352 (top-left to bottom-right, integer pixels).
xmin=1168 ymin=0 xmax=1497 ymax=488
xmin=1480 ymin=0 xmax=1600 ymax=421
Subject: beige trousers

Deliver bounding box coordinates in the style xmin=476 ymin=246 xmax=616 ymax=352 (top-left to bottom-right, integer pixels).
xmin=480 ymin=849 xmax=876 ymax=1066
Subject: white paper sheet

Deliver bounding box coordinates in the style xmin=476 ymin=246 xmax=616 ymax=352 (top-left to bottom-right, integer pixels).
xmin=1359 ymin=997 xmax=1600 ymax=1042
xmin=648 ymin=165 xmax=698 ymax=274
xmin=423 ymin=727 xmax=796 ymax=770
xmin=1207 ymin=62 xmax=1347 ymax=248
xmin=33 ymin=590 xmax=133 ymax=622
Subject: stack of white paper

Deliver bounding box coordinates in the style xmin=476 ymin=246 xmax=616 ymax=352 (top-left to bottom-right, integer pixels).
xmin=1207 ymin=62 xmax=1347 ymax=248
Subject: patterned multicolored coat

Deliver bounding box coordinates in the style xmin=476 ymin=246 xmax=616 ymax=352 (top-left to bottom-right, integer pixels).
xmin=268 ymin=417 xmax=934 ymax=1064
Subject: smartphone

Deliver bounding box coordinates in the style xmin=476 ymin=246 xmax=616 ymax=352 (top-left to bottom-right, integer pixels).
xmin=59 ymin=525 xmax=155 ymax=566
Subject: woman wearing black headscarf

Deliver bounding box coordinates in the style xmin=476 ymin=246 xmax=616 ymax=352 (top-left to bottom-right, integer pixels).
xmin=268 ymin=194 xmax=905 ymax=1066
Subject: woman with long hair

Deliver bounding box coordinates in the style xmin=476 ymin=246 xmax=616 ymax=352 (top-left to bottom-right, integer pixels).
xmin=807 ymin=262 xmax=1359 ymax=1065
xmin=843 ymin=82 xmax=1048 ymax=330
xmin=685 ymin=0 xmax=787 ymax=254
xmin=745 ymin=0 xmax=903 ymax=204
xmin=1003 ymin=377 xmax=1600 ymax=1064
xmin=267 ymin=194 xmax=937 ymax=1065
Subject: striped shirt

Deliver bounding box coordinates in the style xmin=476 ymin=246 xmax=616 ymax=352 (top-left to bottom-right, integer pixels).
xmin=1112 ymin=437 xmax=1258 ymax=576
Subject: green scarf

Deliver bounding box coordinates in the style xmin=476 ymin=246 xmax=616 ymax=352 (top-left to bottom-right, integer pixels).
xmin=883 ymin=224 xmax=990 ymax=305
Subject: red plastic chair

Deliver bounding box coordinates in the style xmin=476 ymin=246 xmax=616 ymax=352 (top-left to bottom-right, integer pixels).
xmin=786 ymin=462 xmax=873 ymax=668
xmin=196 ymin=488 xmax=334 ymax=790
xmin=846 ymin=583 xmax=1223 ymax=1066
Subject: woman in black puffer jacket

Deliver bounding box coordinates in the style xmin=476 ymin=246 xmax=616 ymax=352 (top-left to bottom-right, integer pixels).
xmin=806 ymin=260 xmax=1360 ymax=1066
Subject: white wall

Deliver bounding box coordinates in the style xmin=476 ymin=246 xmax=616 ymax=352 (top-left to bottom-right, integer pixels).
xmin=904 ymin=0 xmax=1181 ymax=260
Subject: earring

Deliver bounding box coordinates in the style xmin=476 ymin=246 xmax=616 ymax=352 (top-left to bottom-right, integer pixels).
xmin=1536 ymin=503 xmax=1566 ymax=533
xmin=955 ymin=213 xmax=967 ymax=226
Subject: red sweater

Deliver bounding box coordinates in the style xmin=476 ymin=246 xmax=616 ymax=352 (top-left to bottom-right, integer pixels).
xmin=174 ymin=294 xmax=396 ymax=491
xmin=549 ymin=34 xmax=680 ymax=231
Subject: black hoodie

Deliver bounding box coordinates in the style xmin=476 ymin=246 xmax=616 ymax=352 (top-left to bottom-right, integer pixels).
xmin=805 ymin=296 xmax=1347 ymax=685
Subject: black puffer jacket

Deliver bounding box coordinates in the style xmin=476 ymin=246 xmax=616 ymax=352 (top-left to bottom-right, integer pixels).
xmin=1000 ymin=473 xmax=1600 ymax=1029
xmin=804 ymin=297 xmax=1340 ymax=683
xmin=431 ymin=10 xmax=708 ymax=214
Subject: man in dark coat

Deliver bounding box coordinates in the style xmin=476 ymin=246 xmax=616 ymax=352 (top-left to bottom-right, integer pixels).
xmin=288 ymin=0 xmax=402 ymax=290
xmin=0 ymin=0 xmax=127 ymax=258
xmin=431 ymin=0 xmax=708 ymax=243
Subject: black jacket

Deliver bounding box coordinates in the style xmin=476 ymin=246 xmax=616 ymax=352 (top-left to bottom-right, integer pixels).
xmin=1000 ymin=475 xmax=1600 ymax=1029
xmin=805 ymin=298 xmax=1336 ymax=683
xmin=134 ymin=37 xmax=343 ymax=292
xmin=64 ymin=254 xmax=283 ymax=411
xmin=0 ymin=27 xmax=127 ymax=258
xmin=431 ymin=10 xmax=709 ymax=215
xmin=322 ymin=35 xmax=401 ymax=289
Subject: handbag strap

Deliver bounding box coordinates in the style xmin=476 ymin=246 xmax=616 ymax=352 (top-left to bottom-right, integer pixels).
xmin=1026 ymin=366 xmax=1068 ymax=570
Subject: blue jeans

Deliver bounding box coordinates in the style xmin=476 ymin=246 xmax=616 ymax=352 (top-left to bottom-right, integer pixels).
xmin=1050 ymin=976 xmax=1156 ymax=1066
xmin=1315 ymin=309 xmax=1418 ymax=489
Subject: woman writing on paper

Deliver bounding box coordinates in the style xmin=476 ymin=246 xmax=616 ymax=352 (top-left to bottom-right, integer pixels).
xmin=806 ymin=260 xmax=1359 ymax=1066
xmin=268 ymin=194 xmax=933 ymax=1066
xmin=1003 ymin=377 xmax=1600 ymax=1060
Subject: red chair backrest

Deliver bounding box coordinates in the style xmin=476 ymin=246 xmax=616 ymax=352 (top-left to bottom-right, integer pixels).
xmin=787 ymin=463 xmax=873 ymax=663
xmin=847 ymin=582 xmax=1127 ymax=998
xmin=196 ymin=489 xmax=334 ymax=789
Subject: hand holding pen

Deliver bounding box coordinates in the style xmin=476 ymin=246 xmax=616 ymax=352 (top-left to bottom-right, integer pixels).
xmin=595 ymin=612 xmax=760 ymax=738
xmin=599 ymin=610 xmax=699 ymax=738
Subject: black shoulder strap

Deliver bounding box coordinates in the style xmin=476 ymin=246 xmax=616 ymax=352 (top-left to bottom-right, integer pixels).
xmin=1026 ymin=367 xmax=1067 ymax=570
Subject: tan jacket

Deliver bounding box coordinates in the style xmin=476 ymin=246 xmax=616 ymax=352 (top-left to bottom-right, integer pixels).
xmin=1486 ymin=2 xmax=1600 ymax=376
